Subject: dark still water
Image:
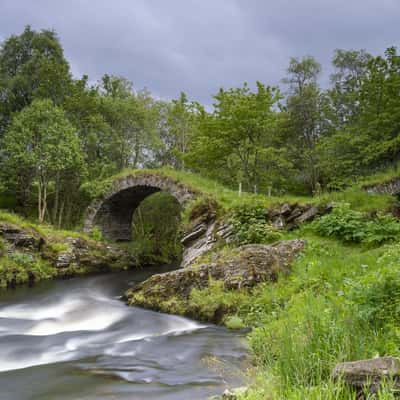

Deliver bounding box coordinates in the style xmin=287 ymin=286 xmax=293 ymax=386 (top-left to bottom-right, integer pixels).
xmin=0 ymin=267 xmax=248 ymax=400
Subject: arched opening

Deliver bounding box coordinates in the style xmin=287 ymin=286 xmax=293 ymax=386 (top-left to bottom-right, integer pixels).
xmin=131 ymin=192 xmax=182 ymax=264
xmin=92 ymin=185 xmax=163 ymax=242
xmin=90 ymin=185 xmax=183 ymax=264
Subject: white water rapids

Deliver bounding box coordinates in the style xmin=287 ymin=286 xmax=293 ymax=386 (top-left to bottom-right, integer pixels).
xmin=0 ymin=268 xmax=247 ymax=400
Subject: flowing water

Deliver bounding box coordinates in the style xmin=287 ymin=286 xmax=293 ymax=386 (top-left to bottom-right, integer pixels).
xmin=0 ymin=267 xmax=248 ymax=400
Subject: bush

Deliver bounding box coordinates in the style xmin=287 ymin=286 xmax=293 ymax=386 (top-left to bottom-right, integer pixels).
xmin=231 ymin=205 xmax=282 ymax=245
xmin=311 ymin=203 xmax=400 ymax=245
xmin=90 ymin=226 xmax=103 ymax=241
xmin=224 ymin=315 xmax=245 ymax=330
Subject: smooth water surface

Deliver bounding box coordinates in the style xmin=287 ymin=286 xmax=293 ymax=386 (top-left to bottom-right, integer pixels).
xmin=0 ymin=267 xmax=248 ymax=400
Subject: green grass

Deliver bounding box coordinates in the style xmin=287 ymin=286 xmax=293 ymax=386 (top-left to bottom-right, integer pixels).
xmin=0 ymin=210 xmax=94 ymax=242
xmin=185 ymin=233 xmax=400 ymax=399
xmin=83 ymin=167 xmax=395 ymax=216
xmin=357 ymin=162 xmax=400 ymax=188
xmin=318 ymin=187 xmax=395 ymax=212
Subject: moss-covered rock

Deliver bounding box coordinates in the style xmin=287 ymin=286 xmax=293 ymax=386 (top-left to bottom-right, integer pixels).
xmin=125 ymin=239 xmax=306 ymax=322
xmin=0 ymin=220 xmax=138 ymax=289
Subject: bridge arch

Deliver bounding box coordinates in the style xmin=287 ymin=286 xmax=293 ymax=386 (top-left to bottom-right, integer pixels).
xmin=83 ymin=173 xmax=196 ymax=241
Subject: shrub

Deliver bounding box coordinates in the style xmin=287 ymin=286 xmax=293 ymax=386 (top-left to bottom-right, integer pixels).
xmin=231 ymin=205 xmax=282 ymax=245
xmin=90 ymin=226 xmax=103 ymax=242
xmin=311 ymin=203 xmax=400 ymax=245
xmin=224 ymin=315 xmax=245 ymax=330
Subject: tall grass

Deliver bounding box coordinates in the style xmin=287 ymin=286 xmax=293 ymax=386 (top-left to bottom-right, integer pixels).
xmin=202 ymin=236 xmax=400 ymax=399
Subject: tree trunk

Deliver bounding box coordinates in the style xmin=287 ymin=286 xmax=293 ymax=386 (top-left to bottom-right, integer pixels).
xmin=58 ymin=199 xmax=65 ymax=228
xmin=38 ymin=175 xmax=47 ymax=223
xmin=52 ymin=171 xmax=60 ymax=225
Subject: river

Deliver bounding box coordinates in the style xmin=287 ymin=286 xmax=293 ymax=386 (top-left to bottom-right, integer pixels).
xmin=0 ymin=266 xmax=248 ymax=400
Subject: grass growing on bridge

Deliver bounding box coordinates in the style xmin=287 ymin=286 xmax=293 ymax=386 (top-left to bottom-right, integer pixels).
xmin=85 ymin=167 xmax=395 ymax=214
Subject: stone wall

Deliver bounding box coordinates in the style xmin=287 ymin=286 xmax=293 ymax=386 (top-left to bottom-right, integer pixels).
xmin=363 ymin=177 xmax=400 ymax=196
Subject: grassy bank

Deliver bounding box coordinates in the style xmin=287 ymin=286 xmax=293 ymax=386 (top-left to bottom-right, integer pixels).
xmin=0 ymin=211 xmax=139 ymax=289
xmin=184 ymin=211 xmax=400 ymax=398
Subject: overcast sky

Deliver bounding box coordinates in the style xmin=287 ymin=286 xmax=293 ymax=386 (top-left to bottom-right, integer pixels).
xmin=1 ymin=0 xmax=399 ymax=104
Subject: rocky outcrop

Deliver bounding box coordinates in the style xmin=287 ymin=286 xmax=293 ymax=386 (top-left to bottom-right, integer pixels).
xmin=209 ymin=387 xmax=248 ymax=400
xmin=0 ymin=221 xmax=137 ymax=280
xmin=333 ymin=357 xmax=400 ymax=394
xmin=363 ymin=177 xmax=400 ymax=196
xmin=180 ymin=198 xmax=235 ymax=268
xmin=125 ymin=239 xmax=306 ymax=320
xmin=181 ymin=201 xmax=328 ymax=268
xmin=181 ymin=220 xmax=235 ymax=268
xmin=0 ymin=223 xmax=45 ymax=251
xmin=267 ymin=202 xmax=333 ymax=230
xmin=46 ymin=237 xmax=137 ymax=275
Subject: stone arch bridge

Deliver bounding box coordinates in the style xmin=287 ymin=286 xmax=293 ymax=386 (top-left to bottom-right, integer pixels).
xmin=83 ymin=172 xmax=197 ymax=242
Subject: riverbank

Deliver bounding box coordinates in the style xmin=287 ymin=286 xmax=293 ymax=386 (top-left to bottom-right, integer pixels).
xmin=124 ymin=189 xmax=400 ymax=399
xmin=0 ymin=210 xmax=139 ymax=289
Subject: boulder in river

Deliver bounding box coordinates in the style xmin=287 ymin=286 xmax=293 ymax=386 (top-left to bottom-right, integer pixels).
xmin=125 ymin=239 xmax=306 ymax=321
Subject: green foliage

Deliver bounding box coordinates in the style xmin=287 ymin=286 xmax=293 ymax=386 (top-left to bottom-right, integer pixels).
xmin=185 ymin=82 xmax=292 ymax=193
xmin=0 ymin=251 xmax=56 ymax=289
xmin=282 ymin=56 xmax=324 ymax=193
xmin=130 ymin=192 xmax=182 ymax=265
xmin=229 ymin=238 xmax=400 ymax=398
xmin=351 ymin=261 xmax=400 ymax=329
xmin=47 ymin=242 xmax=70 ymax=254
xmin=0 ymin=25 xmax=71 ymax=136
xmin=224 ymin=315 xmax=245 ymax=330
xmin=311 ymin=203 xmax=400 ymax=245
xmin=189 ymin=279 xmax=247 ymax=322
xmin=231 ymin=205 xmax=282 ymax=245
xmin=89 ymin=226 xmax=103 ymax=242
xmin=1 ymin=98 xmax=86 ymax=223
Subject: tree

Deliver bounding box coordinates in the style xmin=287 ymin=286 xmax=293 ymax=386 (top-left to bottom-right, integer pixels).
xmin=2 ymin=99 xmax=85 ymax=223
xmin=282 ymin=56 xmax=325 ymax=193
xmin=166 ymin=92 xmax=202 ymax=170
xmin=63 ymin=76 xmax=117 ymax=179
xmin=319 ymin=47 xmax=400 ymax=187
xmin=98 ymin=75 xmax=159 ymax=170
xmin=328 ymin=49 xmax=372 ymax=130
xmin=187 ymin=82 xmax=289 ymax=193
xmin=356 ymin=47 xmax=400 ymax=167
xmin=0 ymin=26 xmax=72 ymax=137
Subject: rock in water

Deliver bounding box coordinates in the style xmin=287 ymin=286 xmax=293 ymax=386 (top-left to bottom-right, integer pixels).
xmin=125 ymin=239 xmax=306 ymax=321
xmin=333 ymin=357 xmax=400 ymax=393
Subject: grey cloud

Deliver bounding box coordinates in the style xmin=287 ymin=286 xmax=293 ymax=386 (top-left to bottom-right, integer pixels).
xmin=1 ymin=0 xmax=399 ymax=104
